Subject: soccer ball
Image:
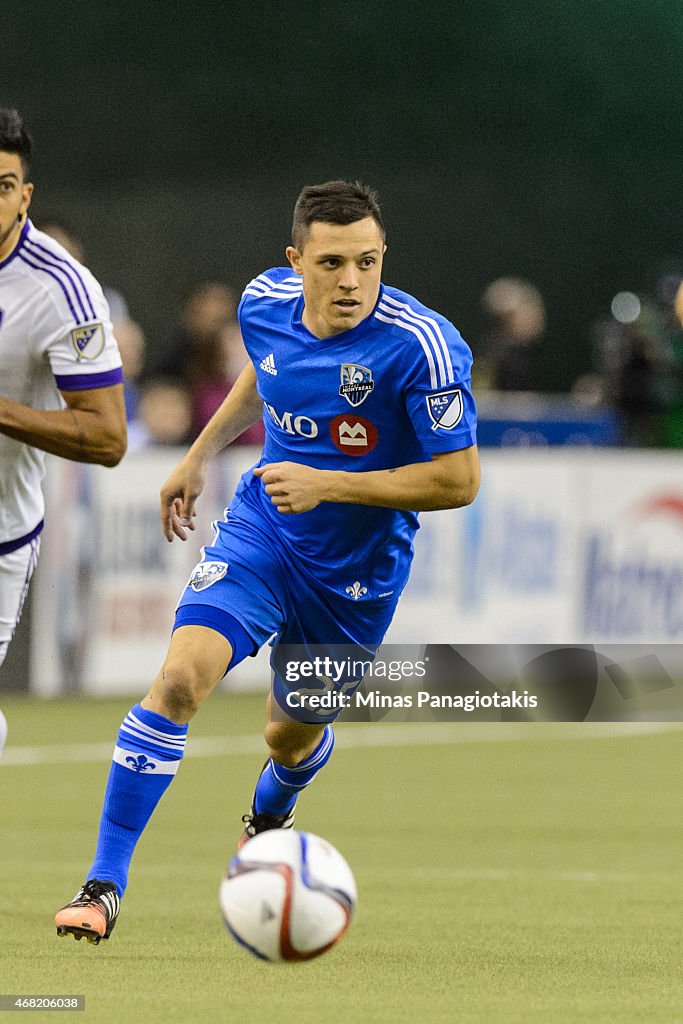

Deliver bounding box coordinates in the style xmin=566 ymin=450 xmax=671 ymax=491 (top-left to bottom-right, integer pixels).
xmin=219 ymin=830 xmax=357 ymax=962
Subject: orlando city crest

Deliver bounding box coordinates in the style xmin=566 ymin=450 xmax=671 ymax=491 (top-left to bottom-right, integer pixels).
xmin=426 ymin=389 xmax=464 ymax=430
xmin=339 ymin=363 xmax=374 ymax=407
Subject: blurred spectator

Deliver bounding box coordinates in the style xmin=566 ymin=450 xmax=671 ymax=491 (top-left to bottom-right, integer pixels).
xmin=154 ymin=281 xmax=263 ymax=445
xmin=133 ymin=379 xmax=193 ymax=449
xmin=587 ymin=273 xmax=683 ymax=446
xmin=480 ymin=277 xmax=546 ymax=391
xmin=38 ymin=218 xmax=129 ymax=323
xmin=570 ymin=373 xmax=606 ymax=408
xmin=153 ymin=281 xmax=235 ymax=382
xmin=115 ymin=317 xmax=147 ymax=423
xmin=675 ymin=279 xmax=683 ymax=330
xmin=616 ymin=326 xmax=667 ymax=444
xmin=663 ymin=277 xmax=683 ymax=447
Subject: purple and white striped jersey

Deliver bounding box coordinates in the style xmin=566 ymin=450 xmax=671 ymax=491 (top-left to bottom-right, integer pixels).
xmin=0 ymin=219 xmax=123 ymax=550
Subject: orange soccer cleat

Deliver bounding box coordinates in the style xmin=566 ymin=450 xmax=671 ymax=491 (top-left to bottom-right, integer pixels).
xmin=55 ymin=879 xmax=120 ymax=944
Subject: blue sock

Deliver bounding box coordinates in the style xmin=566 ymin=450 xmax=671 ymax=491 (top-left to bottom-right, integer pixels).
xmin=88 ymin=704 xmax=188 ymax=897
xmin=253 ymin=725 xmax=335 ymax=816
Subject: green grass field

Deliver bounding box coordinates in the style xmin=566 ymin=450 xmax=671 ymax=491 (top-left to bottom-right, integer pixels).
xmin=1 ymin=694 xmax=681 ymax=1024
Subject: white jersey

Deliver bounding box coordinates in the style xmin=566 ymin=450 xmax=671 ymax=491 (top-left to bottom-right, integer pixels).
xmin=0 ymin=219 xmax=123 ymax=552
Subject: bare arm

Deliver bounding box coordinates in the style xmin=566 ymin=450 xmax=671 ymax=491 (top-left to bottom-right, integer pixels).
xmin=254 ymin=446 xmax=481 ymax=514
xmin=0 ymin=384 xmax=127 ymax=467
xmin=326 ymin=447 xmax=480 ymax=510
xmin=160 ymin=363 xmax=263 ymax=541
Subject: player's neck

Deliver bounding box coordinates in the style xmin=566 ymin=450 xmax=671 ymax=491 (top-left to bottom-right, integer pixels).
xmin=301 ymin=307 xmax=352 ymax=340
xmin=0 ymin=217 xmax=25 ymax=262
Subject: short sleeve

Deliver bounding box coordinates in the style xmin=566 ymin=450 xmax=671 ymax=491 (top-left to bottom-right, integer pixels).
xmin=401 ymin=318 xmax=478 ymax=453
xmin=32 ymin=266 xmax=123 ymax=392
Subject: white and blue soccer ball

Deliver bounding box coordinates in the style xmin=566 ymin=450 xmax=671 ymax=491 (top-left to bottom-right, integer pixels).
xmin=220 ymin=830 xmax=357 ymax=962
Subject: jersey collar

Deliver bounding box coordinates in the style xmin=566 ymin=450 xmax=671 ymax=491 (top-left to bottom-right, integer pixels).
xmin=0 ymin=216 xmax=30 ymax=271
xmin=291 ymin=284 xmax=385 ymax=345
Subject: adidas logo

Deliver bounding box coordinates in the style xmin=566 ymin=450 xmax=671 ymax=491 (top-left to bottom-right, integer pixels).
xmin=260 ymin=353 xmax=277 ymax=375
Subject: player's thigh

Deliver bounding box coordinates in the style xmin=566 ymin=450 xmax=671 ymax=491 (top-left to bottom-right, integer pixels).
xmin=0 ymin=538 xmax=41 ymax=654
xmin=269 ymin=587 xmax=398 ymax=734
xmin=144 ymin=625 xmax=233 ymax=719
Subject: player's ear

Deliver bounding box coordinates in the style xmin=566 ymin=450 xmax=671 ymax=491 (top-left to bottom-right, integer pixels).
xmin=286 ymin=245 xmax=303 ymax=275
xmin=21 ymin=182 xmax=34 ymax=217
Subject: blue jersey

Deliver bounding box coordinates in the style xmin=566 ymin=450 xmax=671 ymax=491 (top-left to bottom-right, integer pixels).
xmin=232 ymin=267 xmax=477 ymax=601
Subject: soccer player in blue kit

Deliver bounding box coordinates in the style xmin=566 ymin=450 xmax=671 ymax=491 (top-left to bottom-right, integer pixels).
xmin=55 ymin=181 xmax=480 ymax=943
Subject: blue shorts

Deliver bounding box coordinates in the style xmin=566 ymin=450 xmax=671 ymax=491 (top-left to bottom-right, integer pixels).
xmin=174 ymin=501 xmax=401 ymax=721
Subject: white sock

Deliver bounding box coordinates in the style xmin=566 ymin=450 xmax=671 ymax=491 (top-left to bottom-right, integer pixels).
xmin=0 ymin=709 xmax=8 ymax=758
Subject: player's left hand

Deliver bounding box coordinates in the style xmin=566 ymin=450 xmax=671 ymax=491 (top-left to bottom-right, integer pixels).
xmin=253 ymin=461 xmax=329 ymax=514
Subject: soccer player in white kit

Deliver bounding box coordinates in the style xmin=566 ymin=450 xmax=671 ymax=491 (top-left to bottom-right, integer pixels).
xmin=0 ymin=109 xmax=127 ymax=754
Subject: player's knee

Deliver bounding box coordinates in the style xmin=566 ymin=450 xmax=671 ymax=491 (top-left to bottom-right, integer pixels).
xmin=156 ymin=661 xmax=205 ymax=720
xmin=264 ymin=721 xmax=283 ymax=756
xmin=264 ymin=721 xmax=324 ymax=766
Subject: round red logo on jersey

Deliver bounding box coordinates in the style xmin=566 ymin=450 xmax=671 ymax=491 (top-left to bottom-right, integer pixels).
xmin=329 ymin=414 xmax=379 ymax=455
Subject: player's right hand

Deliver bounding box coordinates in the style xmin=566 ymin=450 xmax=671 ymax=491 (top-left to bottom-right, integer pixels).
xmin=160 ymin=457 xmax=206 ymax=542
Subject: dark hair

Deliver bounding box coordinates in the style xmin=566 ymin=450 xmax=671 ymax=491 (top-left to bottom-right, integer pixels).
xmin=292 ymin=180 xmax=384 ymax=249
xmin=0 ymin=109 xmax=33 ymax=178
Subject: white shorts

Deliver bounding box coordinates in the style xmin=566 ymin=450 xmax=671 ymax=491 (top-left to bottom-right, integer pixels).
xmin=0 ymin=536 xmax=41 ymax=668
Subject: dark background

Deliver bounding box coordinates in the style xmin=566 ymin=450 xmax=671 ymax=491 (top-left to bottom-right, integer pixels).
xmin=5 ymin=0 xmax=682 ymax=389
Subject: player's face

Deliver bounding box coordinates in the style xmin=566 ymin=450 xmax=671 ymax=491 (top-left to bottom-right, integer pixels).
xmin=0 ymin=151 xmax=32 ymax=259
xmin=286 ymin=218 xmax=385 ymax=338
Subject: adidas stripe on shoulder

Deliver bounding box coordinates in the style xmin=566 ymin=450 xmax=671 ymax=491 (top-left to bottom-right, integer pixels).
xmin=375 ymin=293 xmax=455 ymax=390
xmin=242 ymin=272 xmax=302 ymax=302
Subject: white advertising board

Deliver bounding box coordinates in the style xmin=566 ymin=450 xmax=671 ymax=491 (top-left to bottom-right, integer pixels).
xmin=30 ymin=448 xmax=268 ymax=696
xmin=29 ymin=448 xmax=683 ymax=695
xmin=389 ymin=450 xmax=584 ymax=643
xmin=580 ymin=453 xmax=683 ymax=642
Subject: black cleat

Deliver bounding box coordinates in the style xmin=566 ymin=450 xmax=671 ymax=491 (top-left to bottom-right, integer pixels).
xmin=238 ymin=805 xmax=295 ymax=851
xmin=55 ymin=879 xmax=120 ymax=945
